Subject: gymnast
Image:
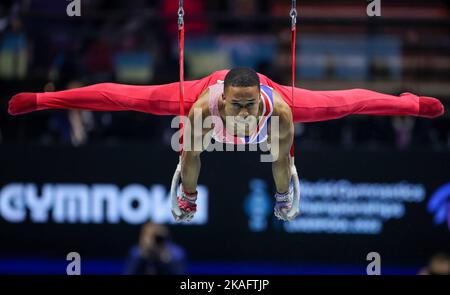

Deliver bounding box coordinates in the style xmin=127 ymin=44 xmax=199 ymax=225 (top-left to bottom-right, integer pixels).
xmin=7 ymin=67 xmax=445 ymax=221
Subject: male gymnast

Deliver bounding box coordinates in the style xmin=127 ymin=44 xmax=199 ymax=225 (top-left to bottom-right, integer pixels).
xmin=8 ymin=67 xmax=445 ymax=221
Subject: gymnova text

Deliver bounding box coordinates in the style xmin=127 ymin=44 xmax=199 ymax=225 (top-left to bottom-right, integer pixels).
xmin=0 ymin=183 xmax=208 ymax=225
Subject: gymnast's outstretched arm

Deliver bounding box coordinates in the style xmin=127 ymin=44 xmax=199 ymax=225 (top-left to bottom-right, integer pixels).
xmin=180 ymin=95 xmax=211 ymax=194
xmin=270 ymin=93 xmax=294 ymax=194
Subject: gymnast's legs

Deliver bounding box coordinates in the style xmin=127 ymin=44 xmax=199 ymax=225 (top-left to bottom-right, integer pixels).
xmin=8 ymin=69 xmax=444 ymax=121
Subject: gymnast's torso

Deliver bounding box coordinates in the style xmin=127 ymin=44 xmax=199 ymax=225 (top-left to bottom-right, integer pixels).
xmin=183 ymin=74 xmax=294 ymax=150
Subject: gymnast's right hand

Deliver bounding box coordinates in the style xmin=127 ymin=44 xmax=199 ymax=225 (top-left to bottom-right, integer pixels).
xmin=173 ymin=185 xmax=198 ymax=222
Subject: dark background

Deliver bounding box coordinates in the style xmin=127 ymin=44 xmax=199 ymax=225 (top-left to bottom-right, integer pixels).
xmin=1 ymin=145 xmax=449 ymax=273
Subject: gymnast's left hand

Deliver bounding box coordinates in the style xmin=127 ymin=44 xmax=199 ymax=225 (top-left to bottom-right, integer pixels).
xmin=273 ymin=185 xmax=297 ymax=221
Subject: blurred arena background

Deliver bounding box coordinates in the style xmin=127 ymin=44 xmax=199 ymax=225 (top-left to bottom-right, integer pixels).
xmin=0 ymin=0 xmax=449 ymax=275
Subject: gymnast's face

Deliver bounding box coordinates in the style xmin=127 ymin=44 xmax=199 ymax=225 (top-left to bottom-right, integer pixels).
xmin=221 ymin=85 xmax=261 ymax=136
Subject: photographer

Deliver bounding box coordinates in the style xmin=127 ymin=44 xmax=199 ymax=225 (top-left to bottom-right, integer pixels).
xmin=124 ymin=222 xmax=187 ymax=275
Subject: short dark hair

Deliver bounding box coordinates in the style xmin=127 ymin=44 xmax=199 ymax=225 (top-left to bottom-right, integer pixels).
xmin=224 ymin=67 xmax=260 ymax=89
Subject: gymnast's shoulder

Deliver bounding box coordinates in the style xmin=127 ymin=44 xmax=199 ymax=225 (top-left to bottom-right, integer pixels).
xmin=188 ymin=90 xmax=212 ymax=119
xmin=272 ymin=90 xmax=293 ymax=122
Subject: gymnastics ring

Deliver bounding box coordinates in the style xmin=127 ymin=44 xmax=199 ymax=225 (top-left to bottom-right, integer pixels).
xmin=287 ymin=156 xmax=301 ymax=220
xmin=170 ymin=161 xmax=183 ymax=220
